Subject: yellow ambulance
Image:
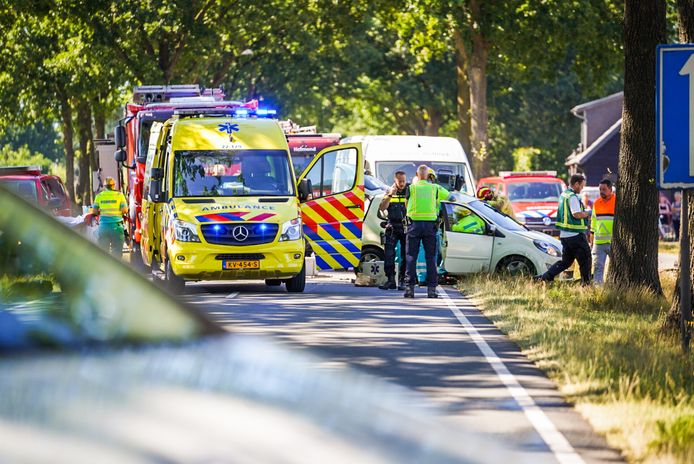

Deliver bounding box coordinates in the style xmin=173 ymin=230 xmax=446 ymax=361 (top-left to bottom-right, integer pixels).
xmin=140 ymin=114 xmax=364 ymax=293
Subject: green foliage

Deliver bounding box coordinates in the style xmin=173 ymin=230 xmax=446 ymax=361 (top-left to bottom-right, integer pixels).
xmin=0 ymin=123 xmax=63 ymax=162
xmin=512 ymin=146 xmax=541 ymax=171
xmin=0 ymin=145 xmax=57 ymax=173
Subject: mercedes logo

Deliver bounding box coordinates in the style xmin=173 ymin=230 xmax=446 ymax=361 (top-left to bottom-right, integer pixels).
xmin=232 ymin=226 xmax=250 ymax=241
xmin=542 ymin=216 xmax=552 ymax=226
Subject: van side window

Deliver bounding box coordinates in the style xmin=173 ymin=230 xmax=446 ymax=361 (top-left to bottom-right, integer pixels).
xmin=303 ymin=148 xmax=357 ymax=198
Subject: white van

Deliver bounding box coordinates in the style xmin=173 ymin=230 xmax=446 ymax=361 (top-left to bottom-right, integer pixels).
xmin=341 ymin=135 xmax=476 ymax=196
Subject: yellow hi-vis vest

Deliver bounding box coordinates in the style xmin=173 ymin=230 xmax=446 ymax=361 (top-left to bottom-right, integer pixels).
xmin=93 ymin=189 xmax=126 ymax=223
xmin=591 ymin=194 xmax=615 ymax=244
xmin=556 ymin=189 xmax=588 ymax=232
xmin=406 ymin=180 xmax=449 ymax=221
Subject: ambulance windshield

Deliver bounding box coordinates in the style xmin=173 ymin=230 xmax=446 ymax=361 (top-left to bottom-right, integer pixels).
xmin=173 ymin=150 xmax=294 ymax=197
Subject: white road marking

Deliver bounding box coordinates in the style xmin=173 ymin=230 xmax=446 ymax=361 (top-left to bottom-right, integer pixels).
xmin=226 ymin=292 xmax=239 ymax=299
xmin=438 ymin=286 xmax=585 ymax=464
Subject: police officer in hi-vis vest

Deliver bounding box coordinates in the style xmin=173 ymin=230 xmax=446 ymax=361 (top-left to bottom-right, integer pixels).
xmin=404 ymin=165 xmax=449 ymax=298
xmin=539 ymin=173 xmax=592 ymax=284
xmin=378 ymin=170 xmax=409 ymax=290
xmin=91 ymin=177 xmax=129 ymax=258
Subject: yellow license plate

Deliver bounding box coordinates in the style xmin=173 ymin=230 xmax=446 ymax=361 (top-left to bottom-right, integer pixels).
xmin=222 ymin=260 xmax=260 ymax=270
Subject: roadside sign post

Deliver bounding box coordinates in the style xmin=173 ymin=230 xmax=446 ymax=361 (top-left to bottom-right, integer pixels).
xmin=656 ymin=44 xmax=694 ymax=352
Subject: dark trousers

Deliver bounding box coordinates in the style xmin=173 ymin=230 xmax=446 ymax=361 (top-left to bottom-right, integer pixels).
xmin=384 ymin=225 xmax=406 ymax=283
xmin=405 ymin=221 xmax=438 ymax=288
xmin=542 ymin=233 xmax=592 ymax=284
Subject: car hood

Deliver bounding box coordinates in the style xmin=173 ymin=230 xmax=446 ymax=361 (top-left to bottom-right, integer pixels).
xmin=170 ymin=196 xmax=299 ymax=224
xmin=0 ymin=335 xmax=521 ymax=463
xmin=511 ymin=202 xmax=558 ymax=220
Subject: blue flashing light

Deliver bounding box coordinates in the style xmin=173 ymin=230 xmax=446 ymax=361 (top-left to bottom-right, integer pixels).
xmin=258 ymin=223 xmax=269 ymax=232
xmin=234 ymin=108 xmax=249 ymax=117
xmin=213 ymin=224 xmax=223 ymax=233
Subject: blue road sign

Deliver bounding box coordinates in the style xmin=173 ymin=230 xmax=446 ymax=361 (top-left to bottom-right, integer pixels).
xmin=657 ymin=44 xmax=694 ymax=189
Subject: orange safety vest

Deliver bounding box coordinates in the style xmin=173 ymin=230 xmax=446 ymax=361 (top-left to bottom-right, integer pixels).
xmin=591 ymin=194 xmax=616 ymax=244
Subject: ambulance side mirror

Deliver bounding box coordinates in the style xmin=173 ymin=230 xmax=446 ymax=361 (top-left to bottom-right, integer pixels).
xmin=114 ymin=125 xmax=126 ymax=149
xmin=298 ymin=178 xmax=312 ymax=201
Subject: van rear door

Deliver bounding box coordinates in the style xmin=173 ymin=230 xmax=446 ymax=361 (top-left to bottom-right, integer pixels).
xmin=298 ymin=144 xmax=364 ymax=270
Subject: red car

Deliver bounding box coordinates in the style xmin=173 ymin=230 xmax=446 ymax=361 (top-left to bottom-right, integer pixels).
xmin=0 ymin=166 xmax=72 ymax=216
xmin=478 ymin=171 xmax=567 ymax=236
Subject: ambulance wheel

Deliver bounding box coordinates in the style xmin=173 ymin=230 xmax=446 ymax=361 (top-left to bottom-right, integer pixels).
xmin=285 ymin=264 xmax=306 ymax=293
xmin=355 ymin=246 xmax=384 ymax=275
xmin=265 ymin=279 xmax=282 ymax=287
xmin=165 ymin=259 xmax=185 ymax=294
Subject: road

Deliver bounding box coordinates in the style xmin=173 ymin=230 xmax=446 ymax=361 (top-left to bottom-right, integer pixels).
xmin=184 ymin=273 xmax=623 ymax=464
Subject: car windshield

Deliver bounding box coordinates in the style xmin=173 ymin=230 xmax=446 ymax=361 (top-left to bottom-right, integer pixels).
xmin=0 ymin=179 xmax=37 ymax=202
xmin=0 ymin=186 xmax=220 ymax=351
xmin=173 ymin=150 xmax=294 ymax=197
xmin=507 ymin=181 xmax=562 ymax=202
xmin=467 ymin=199 xmax=527 ymax=232
xmin=365 ymin=174 xmax=388 ymax=192
xmin=375 ymin=161 xmax=470 ymax=192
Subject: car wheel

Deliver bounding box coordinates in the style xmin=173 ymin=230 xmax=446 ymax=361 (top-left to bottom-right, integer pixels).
xmin=265 ymin=279 xmax=282 ymax=287
xmin=285 ymin=263 xmax=306 ymax=293
xmin=496 ymin=255 xmax=536 ymax=276
xmin=355 ymin=246 xmax=385 ymax=275
xmin=165 ymin=258 xmax=185 ymax=294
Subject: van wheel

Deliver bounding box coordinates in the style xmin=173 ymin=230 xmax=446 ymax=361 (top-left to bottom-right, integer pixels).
xmin=356 ymin=246 xmax=385 ymax=275
xmin=496 ymin=255 xmax=536 ymax=276
xmin=165 ymin=259 xmax=186 ymax=294
xmin=285 ymin=264 xmax=306 ymax=293
xmin=265 ymin=279 xmax=282 ymax=287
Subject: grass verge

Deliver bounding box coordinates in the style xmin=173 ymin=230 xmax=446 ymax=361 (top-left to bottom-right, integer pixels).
xmin=458 ymin=274 xmax=693 ymax=463
xmin=659 ymin=241 xmax=680 ymax=255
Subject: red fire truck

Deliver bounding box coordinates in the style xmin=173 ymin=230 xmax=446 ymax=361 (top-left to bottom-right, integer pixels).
xmin=280 ymin=120 xmax=341 ymax=177
xmin=112 ymin=85 xmax=258 ymax=263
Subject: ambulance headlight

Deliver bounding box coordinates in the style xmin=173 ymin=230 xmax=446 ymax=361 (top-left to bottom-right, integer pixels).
xmin=279 ymin=218 xmax=302 ymax=241
xmin=534 ymin=240 xmax=561 ymax=257
xmin=173 ymin=219 xmax=201 ymax=242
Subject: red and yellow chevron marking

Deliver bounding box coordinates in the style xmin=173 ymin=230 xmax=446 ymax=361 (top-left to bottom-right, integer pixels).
xmin=301 ymin=185 xmax=364 ymax=270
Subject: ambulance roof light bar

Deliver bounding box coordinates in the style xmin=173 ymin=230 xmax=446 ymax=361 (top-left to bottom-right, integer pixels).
xmin=498 ymin=170 xmax=558 ymax=178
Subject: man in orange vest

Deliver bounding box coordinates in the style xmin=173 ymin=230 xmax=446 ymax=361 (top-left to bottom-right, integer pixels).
xmin=590 ymin=178 xmax=616 ymax=284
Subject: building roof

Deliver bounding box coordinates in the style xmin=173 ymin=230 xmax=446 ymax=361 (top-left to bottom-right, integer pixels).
xmin=570 ymin=91 xmax=623 ymax=116
xmin=566 ymin=118 xmax=621 ymax=166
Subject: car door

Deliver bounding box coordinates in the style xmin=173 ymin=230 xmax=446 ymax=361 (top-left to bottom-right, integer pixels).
xmin=298 ymin=144 xmax=364 ymax=270
xmin=442 ymin=202 xmax=494 ymax=274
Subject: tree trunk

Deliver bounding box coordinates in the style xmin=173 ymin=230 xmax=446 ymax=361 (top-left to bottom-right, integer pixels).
xmin=665 ymin=0 xmax=694 ymax=331
xmin=424 ymin=107 xmax=442 ymax=136
xmin=468 ymin=0 xmax=489 ymax=179
xmin=76 ymin=100 xmax=95 ymax=206
xmin=92 ymin=98 xmax=106 ymax=139
xmin=58 ymin=92 xmax=76 ymax=204
xmin=454 ymin=28 xmax=472 ymax=157
xmin=607 ymin=0 xmax=666 ymax=293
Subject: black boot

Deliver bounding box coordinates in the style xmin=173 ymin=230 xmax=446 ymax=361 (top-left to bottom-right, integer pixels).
xmin=397 ymin=280 xmax=405 ymax=291
xmin=403 ymin=286 xmax=415 ymax=298
xmin=379 ymin=279 xmax=396 ymax=290
xmin=427 ymin=287 xmax=439 ymax=298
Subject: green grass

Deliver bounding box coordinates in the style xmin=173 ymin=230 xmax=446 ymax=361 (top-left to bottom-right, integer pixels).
xmin=659 ymin=241 xmax=680 ymax=255
xmin=458 ymin=274 xmax=693 ymax=463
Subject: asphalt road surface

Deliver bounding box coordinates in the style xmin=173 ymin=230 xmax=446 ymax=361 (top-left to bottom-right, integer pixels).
xmin=184 ymin=272 xmax=623 ymax=464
